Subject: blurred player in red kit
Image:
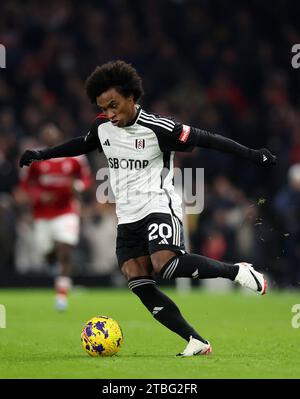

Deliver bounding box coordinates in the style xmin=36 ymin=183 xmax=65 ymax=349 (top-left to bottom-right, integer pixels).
xmin=18 ymin=123 xmax=93 ymax=311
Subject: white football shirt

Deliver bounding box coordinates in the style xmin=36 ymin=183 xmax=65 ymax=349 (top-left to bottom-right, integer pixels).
xmin=84 ymin=107 xmax=193 ymax=224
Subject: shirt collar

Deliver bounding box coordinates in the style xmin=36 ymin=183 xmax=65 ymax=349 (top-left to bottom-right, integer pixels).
xmin=125 ymin=105 xmax=142 ymax=127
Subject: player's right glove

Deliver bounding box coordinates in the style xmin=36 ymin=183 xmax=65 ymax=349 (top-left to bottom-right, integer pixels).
xmin=249 ymin=148 xmax=277 ymax=166
xmin=19 ymin=150 xmax=44 ymax=168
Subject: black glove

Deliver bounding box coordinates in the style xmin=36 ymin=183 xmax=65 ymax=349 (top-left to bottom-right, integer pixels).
xmin=250 ymin=148 xmax=277 ymax=166
xmin=19 ymin=150 xmax=44 ymax=168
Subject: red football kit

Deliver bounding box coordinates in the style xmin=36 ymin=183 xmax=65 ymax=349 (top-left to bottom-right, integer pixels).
xmin=20 ymin=156 xmax=92 ymax=219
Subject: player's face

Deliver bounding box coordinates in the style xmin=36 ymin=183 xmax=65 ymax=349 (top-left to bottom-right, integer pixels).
xmin=96 ymin=88 xmax=137 ymax=127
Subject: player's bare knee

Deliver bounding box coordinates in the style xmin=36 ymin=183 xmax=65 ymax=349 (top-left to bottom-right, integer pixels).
xmin=151 ymin=258 xmax=163 ymax=274
xmin=56 ymin=243 xmax=72 ymax=262
xmin=121 ymin=260 xmax=149 ymax=280
xmin=151 ymin=250 xmax=177 ymax=275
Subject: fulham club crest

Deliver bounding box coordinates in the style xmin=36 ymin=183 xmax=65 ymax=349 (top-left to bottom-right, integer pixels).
xmin=135 ymin=139 xmax=145 ymax=150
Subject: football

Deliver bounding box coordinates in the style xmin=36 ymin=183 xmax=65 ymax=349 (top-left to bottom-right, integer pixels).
xmin=81 ymin=316 xmax=123 ymax=357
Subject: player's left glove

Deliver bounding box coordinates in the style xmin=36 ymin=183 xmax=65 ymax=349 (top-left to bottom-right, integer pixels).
xmin=250 ymin=148 xmax=277 ymax=166
xmin=19 ymin=149 xmax=44 ymax=168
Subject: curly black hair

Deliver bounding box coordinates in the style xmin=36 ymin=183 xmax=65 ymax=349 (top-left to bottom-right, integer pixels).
xmin=85 ymin=60 xmax=144 ymax=104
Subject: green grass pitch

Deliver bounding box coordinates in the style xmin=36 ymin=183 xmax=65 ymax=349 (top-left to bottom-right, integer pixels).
xmin=0 ymin=286 xmax=299 ymax=379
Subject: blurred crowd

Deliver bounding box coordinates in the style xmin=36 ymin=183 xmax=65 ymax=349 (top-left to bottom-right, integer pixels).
xmin=1 ymin=0 xmax=300 ymax=288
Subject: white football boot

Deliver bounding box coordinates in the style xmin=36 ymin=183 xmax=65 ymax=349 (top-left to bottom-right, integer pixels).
xmin=234 ymin=262 xmax=267 ymax=295
xmin=176 ymin=336 xmax=212 ymax=357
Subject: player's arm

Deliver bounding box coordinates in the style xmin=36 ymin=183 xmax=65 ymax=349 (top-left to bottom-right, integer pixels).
xmin=19 ymin=121 xmax=102 ymax=168
xmin=159 ymin=122 xmax=277 ymax=166
xmin=187 ymin=126 xmax=277 ymax=165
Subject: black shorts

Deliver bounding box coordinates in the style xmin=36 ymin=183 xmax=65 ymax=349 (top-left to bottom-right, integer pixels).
xmin=116 ymin=212 xmax=186 ymax=267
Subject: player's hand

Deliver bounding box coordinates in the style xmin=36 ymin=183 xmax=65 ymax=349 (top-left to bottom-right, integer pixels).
xmin=252 ymin=148 xmax=277 ymax=166
xmin=19 ymin=150 xmax=44 ymax=168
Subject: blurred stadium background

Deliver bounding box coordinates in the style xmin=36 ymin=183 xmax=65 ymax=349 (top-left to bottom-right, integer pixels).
xmin=1 ymin=0 xmax=300 ymax=290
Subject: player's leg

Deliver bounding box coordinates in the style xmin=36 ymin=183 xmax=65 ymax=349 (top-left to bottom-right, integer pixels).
xmin=149 ymin=214 xmax=267 ymax=295
xmin=52 ymin=213 xmax=80 ymax=311
xmin=122 ymin=256 xmax=211 ymax=355
xmin=45 ymin=249 xmax=57 ymax=267
xmin=152 ymin=251 xmax=267 ymax=294
xmin=56 ymin=242 xmax=73 ymax=276
xmin=118 ymin=217 xmax=211 ymax=356
xmin=151 ymin=250 xmax=239 ymax=280
xmin=54 ymin=242 xmax=73 ymax=311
